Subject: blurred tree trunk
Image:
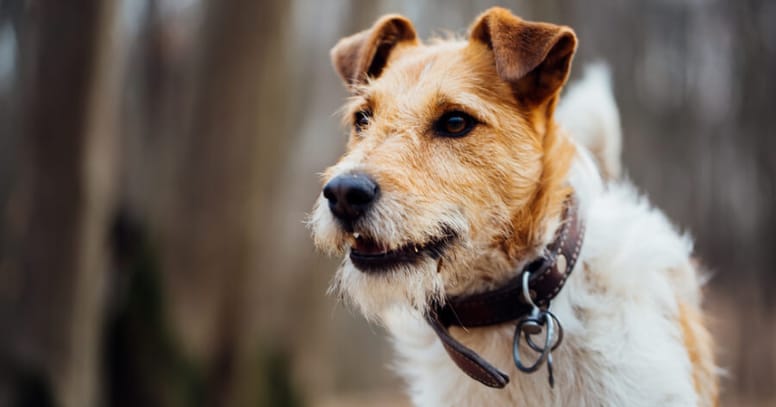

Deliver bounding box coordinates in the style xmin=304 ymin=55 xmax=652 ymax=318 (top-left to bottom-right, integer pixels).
xmin=0 ymin=1 xmax=120 ymax=407
xmin=156 ymin=0 xmax=294 ymax=406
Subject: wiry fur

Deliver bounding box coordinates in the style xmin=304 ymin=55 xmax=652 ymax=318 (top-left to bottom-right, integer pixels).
xmin=310 ymin=8 xmax=718 ymax=406
xmin=556 ymin=63 xmax=623 ymax=180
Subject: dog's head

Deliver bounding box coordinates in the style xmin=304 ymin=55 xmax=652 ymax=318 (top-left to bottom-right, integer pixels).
xmin=310 ymin=7 xmax=578 ymax=319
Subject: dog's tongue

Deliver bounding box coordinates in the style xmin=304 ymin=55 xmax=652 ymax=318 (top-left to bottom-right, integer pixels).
xmin=353 ymin=235 xmax=386 ymax=255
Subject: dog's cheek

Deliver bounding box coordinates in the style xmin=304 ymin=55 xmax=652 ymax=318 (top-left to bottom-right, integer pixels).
xmin=421 ymin=145 xmax=511 ymax=229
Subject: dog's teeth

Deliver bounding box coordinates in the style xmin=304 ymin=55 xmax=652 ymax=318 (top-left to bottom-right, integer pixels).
xmin=353 ymin=232 xmax=360 ymax=239
xmin=414 ymin=246 xmax=419 ymax=253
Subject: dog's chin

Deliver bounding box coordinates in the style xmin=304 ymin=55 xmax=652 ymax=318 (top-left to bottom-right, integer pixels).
xmin=332 ymin=257 xmax=445 ymax=321
xmin=327 ymin=230 xmax=460 ymax=320
xmin=312 ymin=196 xmax=470 ymax=319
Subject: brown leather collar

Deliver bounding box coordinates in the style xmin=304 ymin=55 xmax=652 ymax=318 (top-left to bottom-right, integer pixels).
xmin=425 ymin=195 xmax=585 ymax=388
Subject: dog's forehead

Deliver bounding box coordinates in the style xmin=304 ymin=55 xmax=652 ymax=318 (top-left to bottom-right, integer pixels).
xmin=388 ymin=41 xmax=471 ymax=79
xmin=365 ymin=40 xmax=511 ymax=107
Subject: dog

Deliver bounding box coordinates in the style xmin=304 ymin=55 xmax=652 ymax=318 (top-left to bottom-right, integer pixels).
xmin=310 ymin=7 xmax=718 ymax=406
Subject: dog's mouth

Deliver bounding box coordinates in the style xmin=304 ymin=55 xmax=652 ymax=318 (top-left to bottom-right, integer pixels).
xmin=349 ymin=228 xmax=456 ymax=273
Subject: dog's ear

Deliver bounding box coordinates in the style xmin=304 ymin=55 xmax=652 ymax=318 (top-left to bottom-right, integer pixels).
xmin=469 ymin=7 xmax=577 ymax=107
xmin=331 ymin=15 xmax=418 ymax=87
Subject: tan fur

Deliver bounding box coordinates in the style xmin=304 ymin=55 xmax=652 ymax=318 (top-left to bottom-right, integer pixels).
xmin=679 ymin=302 xmax=720 ymax=406
xmin=469 ymin=8 xmax=577 ymax=106
xmin=325 ymin=16 xmax=577 ymax=292
xmin=331 ymin=15 xmax=419 ymax=85
xmin=312 ymin=7 xmax=718 ymax=405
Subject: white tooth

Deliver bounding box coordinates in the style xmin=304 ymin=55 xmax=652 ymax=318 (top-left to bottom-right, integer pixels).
xmin=353 ymin=232 xmax=360 ymax=239
xmin=414 ymin=246 xmax=418 ymax=253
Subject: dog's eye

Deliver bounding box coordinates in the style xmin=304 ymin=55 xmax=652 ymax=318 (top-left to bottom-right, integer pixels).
xmin=435 ymin=111 xmax=476 ymax=138
xmin=354 ymin=110 xmax=371 ymax=132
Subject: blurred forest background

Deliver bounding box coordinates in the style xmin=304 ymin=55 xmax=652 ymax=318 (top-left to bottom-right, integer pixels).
xmin=0 ymin=0 xmax=774 ymax=406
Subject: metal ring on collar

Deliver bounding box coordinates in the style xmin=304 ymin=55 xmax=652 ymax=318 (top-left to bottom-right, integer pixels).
xmin=513 ymin=311 xmax=554 ymax=373
xmin=525 ymin=310 xmax=564 ymax=353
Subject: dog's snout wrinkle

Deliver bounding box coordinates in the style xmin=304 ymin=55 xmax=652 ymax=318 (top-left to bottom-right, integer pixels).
xmin=323 ymin=172 xmax=379 ymax=227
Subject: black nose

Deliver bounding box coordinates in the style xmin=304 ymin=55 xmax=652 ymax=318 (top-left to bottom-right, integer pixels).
xmin=323 ymin=173 xmax=379 ymax=226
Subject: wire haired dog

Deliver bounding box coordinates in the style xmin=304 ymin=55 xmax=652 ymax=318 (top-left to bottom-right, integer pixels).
xmin=310 ymin=7 xmax=718 ymax=406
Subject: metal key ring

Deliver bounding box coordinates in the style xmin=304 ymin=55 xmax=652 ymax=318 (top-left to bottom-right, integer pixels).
xmin=525 ymin=310 xmax=564 ymax=352
xmin=513 ymin=311 xmax=554 ymax=373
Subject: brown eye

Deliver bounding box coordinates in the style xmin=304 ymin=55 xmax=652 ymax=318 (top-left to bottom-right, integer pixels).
xmin=354 ymin=110 xmax=371 ymax=132
xmin=435 ymin=111 xmax=476 ymax=137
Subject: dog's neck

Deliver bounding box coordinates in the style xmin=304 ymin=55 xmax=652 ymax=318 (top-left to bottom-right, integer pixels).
xmin=448 ymin=125 xmax=576 ymax=298
xmin=426 ymin=194 xmax=584 ymax=388
xmin=506 ymin=121 xmax=575 ymax=263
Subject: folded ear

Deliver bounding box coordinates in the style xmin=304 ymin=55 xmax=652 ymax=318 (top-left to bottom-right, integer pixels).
xmin=331 ymin=15 xmax=418 ymax=87
xmin=469 ymin=7 xmax=577 ymax=107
